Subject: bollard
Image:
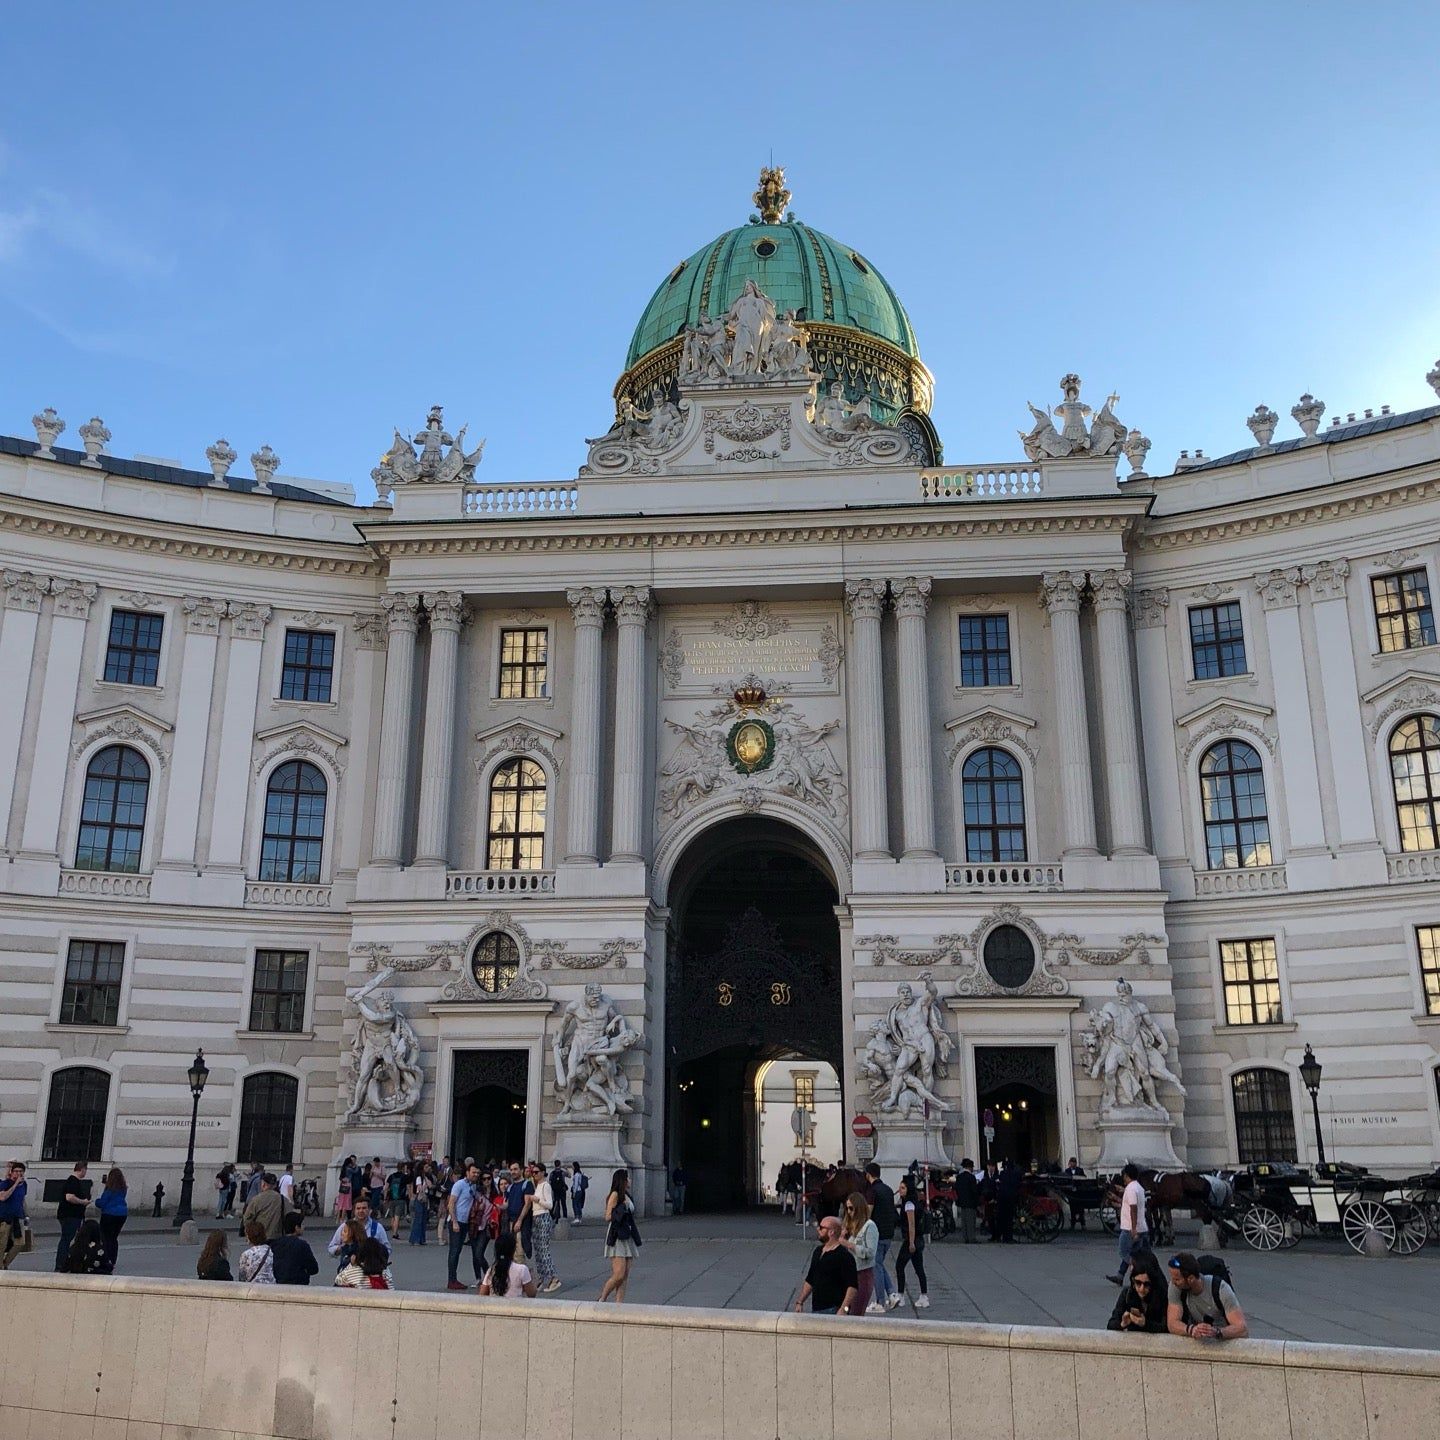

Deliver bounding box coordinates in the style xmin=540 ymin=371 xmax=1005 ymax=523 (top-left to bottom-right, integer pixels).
xmin=1197 ymin=1222 xmax=1221 ymax=1250
xmin=177 ymin=1220 xmax=197 ymax=1246
xmin=1362 ymin=1226 xmax=1389 ymax=1259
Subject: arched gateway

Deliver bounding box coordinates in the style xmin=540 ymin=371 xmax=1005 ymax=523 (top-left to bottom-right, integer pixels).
xmin=664 ymin=817 xmax=844 ymax=1209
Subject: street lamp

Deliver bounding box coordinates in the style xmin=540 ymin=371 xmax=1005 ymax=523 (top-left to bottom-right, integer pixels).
xmin=1298 ymin=1044 xmax=1325 ymax=1169
xmin=172 ymin=1048 xmax=209 ymax=1227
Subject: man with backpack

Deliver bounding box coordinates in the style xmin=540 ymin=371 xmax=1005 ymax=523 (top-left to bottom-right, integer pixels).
xmin=1166 ymin=1252 xmax=1249 ymax=1340
xmin=862 ymin=1162 xmax=899 ymax=1312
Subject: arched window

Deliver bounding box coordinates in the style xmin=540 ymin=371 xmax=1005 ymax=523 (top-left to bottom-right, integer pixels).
xmin=487 ymin=758 xmax=547 ymax=870
xmin=1200 ymin=740 xmax=1272 ymax=869
xmin=238 ymin=1073 xmax=298 ymax=1164
xmin=962 ymin=748 xmax=1027 ymax=862
xmin=471 ymin=931 xmax=520 ymax=994
xmin=259 ymin=761 xmax=327 ymax=883
xmin=1231 ymin=1067 xmax=1296 ymax=1164
xmin=1389 ymin=715 xmax=1440 ymax=852
xmin=42 ymin=1066 xmax=110 ymax=1162
xmin=75 ymin=745 xmax=150 ymax=873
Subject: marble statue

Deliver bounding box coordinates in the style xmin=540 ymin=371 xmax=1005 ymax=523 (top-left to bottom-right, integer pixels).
xmin=879 ymin=972 xmax=953 ymax=1113
xmin=815 ymin=382 xmax=876 ymax=436
xmin=1019 ymin=375 xmax=1127 ymax=461
xmin=727 ymin=278 xmax=776 ymax=376
xmin=343 ymin=970 xmax=423 ymax=1122
xmin=1088 ymin=392 xmax=1128 ymax=457
xmin=676 ymin=281 xmax=813 ymax=384
xmin=861 ymin=1017 xmax=943 ymax=1118
xmin=553 ymin=983 xmax=639 ymax=1117
xmin=680 ymin=312 xmax=731 ymax=382
xmin=1019 ymin=401 xmax=1070 ymax=460
xmin=768 ymin=310 xmax=812 ymax=376
xmin=1054 ymin=373 xmax=1092 ymax=449
xmin=373 ymin=405 xmax=485 ymax=494
xmin=1083 ymin=979 xmax=1186 ymax=1117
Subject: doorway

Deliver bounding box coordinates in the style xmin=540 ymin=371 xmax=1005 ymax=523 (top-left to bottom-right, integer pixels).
xmin=975 ymin=1045 xmax=1060 ymax=1168
xmin=666 ymin=817 xmax=844 ymax=1210
xmin=449 ymin=1049 xmax=528 ymax=1165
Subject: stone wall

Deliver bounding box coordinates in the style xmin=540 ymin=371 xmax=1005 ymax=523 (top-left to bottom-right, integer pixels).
xmin=3 ymin=1272 xmax=1439 ymax=1440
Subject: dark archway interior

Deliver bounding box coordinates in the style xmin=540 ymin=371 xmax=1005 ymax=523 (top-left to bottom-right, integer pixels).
xmin=449 ymin=1050 xmax=528 ymax=1167
xmin=667 ymin=818 xmax=843 ymax=1210
xmin=975 ymin=1045 xmax=1060 ymax=1169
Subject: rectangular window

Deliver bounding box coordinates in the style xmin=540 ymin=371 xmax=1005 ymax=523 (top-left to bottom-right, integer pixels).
xmin=1373 ymin=569 xmax=1437 ymax=653
xmin=1189 ymin=602 xmax=1248 ymax=680
xmin=958 ymin=613 xmax=1012 ymax=687
xmin=59 ymin=940 xmax=125 ymax=1027
xmin=1417 ymin=926 xmax=1440 ymax=1018
xmin=792 ymin=1073 xmax=816 ymax=1148
xmin=1220 ymin=938 xmax=1283 ymax=1026
xmin=280 ymin=629 xmax=335 ymax=703
xmin=498 ymin=627 xmax=549 ymax=699
xmin=103 ymin=609 xmax=164 ymax=686
xmin=248 ymin=949 xmax=309 ymax=1033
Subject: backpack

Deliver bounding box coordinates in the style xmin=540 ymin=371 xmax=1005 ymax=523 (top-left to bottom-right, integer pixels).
xmin=908 ymin=1200 xmax=930 ymax=1240
xmin=1192 ymin=1255 xmax=1235 ymax=1318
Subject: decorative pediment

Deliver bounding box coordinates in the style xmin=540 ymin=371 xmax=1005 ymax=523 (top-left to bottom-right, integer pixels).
xmin=71 ymin=704 xmax=173 ymax=769
xmin=1361 ymin=670 xmax=1440 ymax=738
xmin=253 ymin=720 xmax=348 ymax=780
xmin=474 ymin=719 xmax=563 ymax=776
xmin=439 ymin=911 xmax=549 ymax=1003
xmin=1174 ymin=697 xmax=1276 ymax=760
xmin=952 ymin=904 xmax=1070 ymax=998
xmin=944 ymin=707 xmax=1038 ymax=765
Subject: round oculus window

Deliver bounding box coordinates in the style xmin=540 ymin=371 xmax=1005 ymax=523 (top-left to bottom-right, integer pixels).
xmin=753 ymin=238 xmax=778 ymax=258
xmin=471 ymin=930 xmax=520 ymax=994
xmin=982 ymin=925 xmax=1036 ymax=990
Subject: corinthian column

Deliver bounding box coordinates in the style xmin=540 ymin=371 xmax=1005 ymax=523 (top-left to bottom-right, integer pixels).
xmin=844 ymin=579 xmax=890 ymax=859
xmin=414 ymin=591 xmax=470 ymax=867
xmin=1040 ymin=571 xmax=1099 ymax=856
xmin=892 ymin=576 xmax=937 ymax=857
xmin=1091 ymin=569 xmax=1148 ymax=855
xmin=370 ymin=591 xmax=422 ymax=867
xmin=565 ymin=587 xmax=607 ymax=865
xmin=609 ymin=585 xmax=652 ymax=862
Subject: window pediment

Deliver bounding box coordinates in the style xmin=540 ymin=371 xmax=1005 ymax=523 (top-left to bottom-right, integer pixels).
xmin=943 ymin=707 xmax=1037 ymax=765
xmin=474 ymin=719 xmax=563 ymax=774
xmin=1175 ymin=697 xmax=1276 ymax=760
xmin=252 ymin=721 xmax=348 ymax=779
xmin=1360 ymin=670 xmax=1440 ymax=738
xmin=71 ymin=704 xmax=172 ymax=769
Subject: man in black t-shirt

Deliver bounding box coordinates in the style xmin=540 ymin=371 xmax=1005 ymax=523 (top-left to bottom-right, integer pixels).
xmin=794 ymin=1216 xmax=859 ymax=1315
xmin=55 ymin=1161 xmax=92 ymax=1271
xmin=863 ymin=1162 xmax=898 ymax=1312
xmin=271 ymin=1210 xmax=320 ymax=1285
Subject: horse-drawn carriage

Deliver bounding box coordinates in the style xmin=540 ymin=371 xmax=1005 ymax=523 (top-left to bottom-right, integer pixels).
xmin=1223 ymin=1161 xmax=1432 ymax=1256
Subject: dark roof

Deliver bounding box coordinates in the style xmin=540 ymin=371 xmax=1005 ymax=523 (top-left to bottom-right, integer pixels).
xmin=1180 ymin=404 xmax=1440 ymax=473
xmin=0 ymin=435 xmax=349 ymax=506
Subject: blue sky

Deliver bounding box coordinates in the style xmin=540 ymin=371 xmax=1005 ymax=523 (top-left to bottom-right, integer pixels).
xmin=4 ymin=3 xmax=1439 ymax=501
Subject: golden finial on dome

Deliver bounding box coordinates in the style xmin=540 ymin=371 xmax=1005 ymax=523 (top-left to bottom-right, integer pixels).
xmin=753 ymin=165 xmax=790 ymax=224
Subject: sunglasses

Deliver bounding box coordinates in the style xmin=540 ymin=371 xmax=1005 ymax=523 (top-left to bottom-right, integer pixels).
xmin=1132 ymin=1279 xmax=1152 ymax=1288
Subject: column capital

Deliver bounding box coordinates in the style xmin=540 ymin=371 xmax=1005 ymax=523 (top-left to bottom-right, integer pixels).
xmin=1090 ymin=568 xmax=1133 ymax=613
xmin=352 ymin=611 xmax=388 ymax=650
xmin=1301 ymin=558 xmax=1350 ymax=601
xmin=3 ymin=570 xmax=47 ymax=613
xmin=1132 ymin=587 xmax=1170 ymax=630
xmin=381 ymin=590 xmax=423 ymax=634
xmin=566 ymin=586 xmax=608 ymax=628
xmin=890 ymin=575 xmax=932 ymax=619
xmin=1038 ymin=570 xmax=1083 ymax=615
xmin=181 ymin=595 xmax=225 ymax=635
xmin=1254 ymin=567 xmax=1302 ymax=610
xmin=225 ymin=600 xmax=272 ymax=641
xmin=609 ymin=584 xmax=654 ymax=626
xmin=49 ymin=578 xmax=98 ymax=620
xmin=423 ymin=590 xmax=471 ymax=633
xmin=844 ymin=578 xmax=887 ymax=621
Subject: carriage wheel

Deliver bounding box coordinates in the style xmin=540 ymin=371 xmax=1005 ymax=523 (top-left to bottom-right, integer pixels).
xmin=1240 ymin=1204 xmax=1287 ymax=1251
xmin=1342 ymin=1198 xmax=1397 ymax=1255
xmin=1390 ymin=1203 xmax=1428 ymax=1256
xmin=1423 ymin=1202 xmax=1440 ymax=1241
xmin=1031 ymin=1201 xmax=1063 ymax=1244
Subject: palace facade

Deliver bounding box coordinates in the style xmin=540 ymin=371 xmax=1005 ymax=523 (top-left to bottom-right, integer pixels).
xmin=3 ymin=175 xmax=1440 ymax=1209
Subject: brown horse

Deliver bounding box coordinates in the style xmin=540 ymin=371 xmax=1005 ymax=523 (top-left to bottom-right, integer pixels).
xmin=811 ymin=1166 xmax=873 ymax=1221
xmin=1105 ymin=1169 xmax=1230 ymax=1246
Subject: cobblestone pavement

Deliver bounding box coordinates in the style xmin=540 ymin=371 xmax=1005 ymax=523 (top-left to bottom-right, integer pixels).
xmin=11 ymin=1212 xmax=1440 ymax=1350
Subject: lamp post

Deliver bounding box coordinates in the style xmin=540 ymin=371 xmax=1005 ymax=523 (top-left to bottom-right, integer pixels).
xmin=172 ymin=1048 xmax=209 ymax=1227
xmin=1298 ymin=1043 xmax=1325 ymax=1168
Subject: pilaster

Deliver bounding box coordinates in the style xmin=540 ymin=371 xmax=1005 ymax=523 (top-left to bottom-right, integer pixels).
xmin=414 ymin=591 xmax=470 ymax=867
xmin=157 ymin=596 xmax=225 ymax=868
xmin=891 ymin=576 xmax=938 ymax=858
xmin=371 ymin=591 xmax=423 ymax=867
xmin=205 ymin=600 xmax=272 ymax=871
xmin=844 ymin=579 xmax=890 ymax=861
xmin=564 ymin=586 xmax=607 ymax=865
xmin=1091 ymin=569 xmax=1148 ymax=856
xmin=1039 ymin=570 xmax=1098 ymax=857
xmin=609 ymin=585 xmax=653 ymax=863
xmin=0 ymin=572 xmax=46 ymax=849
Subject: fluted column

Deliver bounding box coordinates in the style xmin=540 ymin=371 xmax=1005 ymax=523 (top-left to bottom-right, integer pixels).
xmin=609 ymin=584 xmax=652 ymax=862
xmin=1040 ymin=571 xmax=1099 ymax=856
xmin=844 ymin=579 xmax=890 ymax=859
xmin=892 ymin=576 xmax=937 ymax=858
xmin=415 ymin=591 xmax=470 ymax=866
xmin=1091 ymin=569 xmax=1148 ymax=855
xmin=370 ymin=591 xmax=422 ymax=867
xmin=565 ymin=586 xmax=607 ymax=865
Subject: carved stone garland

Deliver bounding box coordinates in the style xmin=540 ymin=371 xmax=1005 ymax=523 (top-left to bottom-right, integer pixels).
xmin=440 ymin=912 xmax=549 ymax=1003
xmin=534 ymin=938 xmax=641 ymax=970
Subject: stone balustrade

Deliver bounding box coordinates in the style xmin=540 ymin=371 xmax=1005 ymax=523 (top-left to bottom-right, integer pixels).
xmin=58 ymin=869 xmax=151 ymax=899
xmin=244 ymin=880 xmax=334 ymax=908
xmin=464 ymin=482 xmax=580 ymax=516
xmin=1193 ymin=865 xmax=1289 ymax=895
xmin=946 ymin=861 xmax=1065 ymax=891
xmin=446 ymin=869 xmax=556 ymax=897
xmin=919 ymin=466 xmax=1043 ymax=500
xmin=1386 ymin=850 xmax=1440 ymax=883
xmin=2 ymin=1273 xmax=1438 ymax=1440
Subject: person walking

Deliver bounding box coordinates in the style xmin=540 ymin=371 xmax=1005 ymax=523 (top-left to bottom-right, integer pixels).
xmin=570 ymin=1163 xmax=588 ymax=1225
xmin=670 ymin=1164 xmax=688 ymax=1216
xmin=214 ymin=1164 xmax=232 ymax=1219
xmin=385 ymin=1161 xmax=408 ymax=1239
xmin=409 ymin=1164 xmax=433 ymax=1245
xmin=271 ymin=1210 xmax=320 ymax=1285
xmin=550 ymin=1162 xmax=569 ymax=1221
xmin=0 ymin=1160 xmax=29 ymax=1271
xmin=994 ymin=1160 xmax=1020 ymax=1244
xmin=95 ymin=1166 xmax=128 ymax=1271
xmin=840 ymin=1192 xmax=879 ymax=1315
xmin=237 ymin=1221 xmax=276 ymax=1283
xmin=54 ymin=1161 xmax=92 ymax=1271
xmin=197 ymin=1230 xmax=232 ymax=1281
xmin=242 ymin=1172 xmax=289 ymax=1240
xmin=505 ymin=1161 xmax=533 ymax=1258
xmin=62 ymin=1218 xmax=112 ymax=1275
xmin=954 ymin=1159 xmax=980 ymax=1244
xmin=598 ymin=1169 xmax=640 ymax=1303
xmin=445 ymin=1160 xmax=487 ymax=1292
xmin=1108 ymin=1163 xmax=1149 ymax=1285
xmin=894 ymin=1173 xmax=930 ymax=1309
xmin=278 ymin=1163 xmax=295 ymax=1207
xmin=793 ymin=1215 xmax=859 ymax=1315
xmin=365 ymin=1157 xmax=385 ymax=1214
xmin=479 ymin=1231 xmax=537 ymax=1298
xmin=334 ymin=1155 xmax=356 ymax=1219
xmin=528 ymin=1163 xmax=561 ymax=1293
xmin=862 ymin=1163 xmax=898 ymax=1312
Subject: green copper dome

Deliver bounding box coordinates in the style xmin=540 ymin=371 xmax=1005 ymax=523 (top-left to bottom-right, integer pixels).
xmin=625 ymin=220 xmax=919 ymax=369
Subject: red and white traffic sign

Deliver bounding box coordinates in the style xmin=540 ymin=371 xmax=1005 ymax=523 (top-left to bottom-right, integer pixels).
xmin=851 ymin=1113 xmax=875 ymax=1139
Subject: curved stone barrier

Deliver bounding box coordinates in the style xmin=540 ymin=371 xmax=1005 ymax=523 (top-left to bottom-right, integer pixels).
xmin=1 ymin=1271 xmax=1438 ymax=1439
